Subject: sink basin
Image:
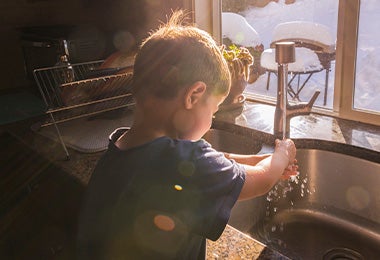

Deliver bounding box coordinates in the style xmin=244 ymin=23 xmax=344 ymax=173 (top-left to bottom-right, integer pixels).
xmin=229 ymin=148 xmax=380 ymax=259
xmin=203 ymin=127 xmax=380 ymax=259
xmin=203 ymin=129 xmax=263 ymax=154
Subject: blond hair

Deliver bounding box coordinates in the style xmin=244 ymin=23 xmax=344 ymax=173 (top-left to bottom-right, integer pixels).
xmin=132 ymin=10 xmax=231 ymax=99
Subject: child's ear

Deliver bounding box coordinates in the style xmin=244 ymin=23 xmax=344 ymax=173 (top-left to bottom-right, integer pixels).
xmin=184 ymin=81 xmax=207 ymax=109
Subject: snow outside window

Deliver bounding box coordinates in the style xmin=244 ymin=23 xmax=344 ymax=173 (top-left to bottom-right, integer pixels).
xmin=354 ymin=0 xmax=380 ymax=114
xmin=221 ymin=0 xmax=339 ymax=109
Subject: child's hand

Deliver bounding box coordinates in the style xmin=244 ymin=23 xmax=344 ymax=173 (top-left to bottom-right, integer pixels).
xmin=281 ymin=159 xmax=299 ymax=180
xmin=275 ymin=139 xmax=296 ymax=164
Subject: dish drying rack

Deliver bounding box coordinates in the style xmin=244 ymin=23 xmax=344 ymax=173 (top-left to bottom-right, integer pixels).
xmin=33 ymin=60 xmax=135 ymax=159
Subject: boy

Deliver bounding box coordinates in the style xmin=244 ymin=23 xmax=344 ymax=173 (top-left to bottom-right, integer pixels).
xmin=77 ymin=11 xmax=297 ymax=259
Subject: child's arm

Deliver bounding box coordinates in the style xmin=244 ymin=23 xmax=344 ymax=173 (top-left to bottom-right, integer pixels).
xmin=224 ymin=153 xmax=271 ymax=166
xmin=235 ymin=139 xmax=297 ymax=201
xmin=225 ymin=152 xmax=298 ymax=180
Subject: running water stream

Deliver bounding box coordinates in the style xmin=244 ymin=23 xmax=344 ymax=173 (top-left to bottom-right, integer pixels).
xmin=281 ymin=61 xmax=287 ymax=141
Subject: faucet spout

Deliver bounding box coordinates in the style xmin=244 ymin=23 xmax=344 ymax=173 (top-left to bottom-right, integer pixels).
xmin=273 ymin=42 xmax=320 ymax=138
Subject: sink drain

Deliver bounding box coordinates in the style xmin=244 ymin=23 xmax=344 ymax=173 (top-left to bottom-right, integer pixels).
xmin=323 ymin=248 xmax=364 ymax=260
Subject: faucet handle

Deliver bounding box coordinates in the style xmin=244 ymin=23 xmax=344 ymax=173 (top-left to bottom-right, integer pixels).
xmin=286 ymin=90 xmax=320 ymax=114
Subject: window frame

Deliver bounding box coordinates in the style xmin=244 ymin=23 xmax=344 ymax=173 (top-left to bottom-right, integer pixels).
xmin=190 ymin=0 xmax=380 ymax=126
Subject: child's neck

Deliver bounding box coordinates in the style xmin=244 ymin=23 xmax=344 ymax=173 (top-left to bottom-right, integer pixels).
xmin=115 ymin=99 xmax=181 ymax=150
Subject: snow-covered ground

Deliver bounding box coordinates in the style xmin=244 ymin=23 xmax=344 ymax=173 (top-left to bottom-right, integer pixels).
xmin=223 ymin=0 xmax=379 ymax=111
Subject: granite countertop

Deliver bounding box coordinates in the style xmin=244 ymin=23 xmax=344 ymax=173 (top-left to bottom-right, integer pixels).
xmin=7 ymin=100 xmax=380 ymax=259
xmin=215 ymin=101 xmax=380 ymax=153
xmin=206 ymin=225 xmax=290 ymax=259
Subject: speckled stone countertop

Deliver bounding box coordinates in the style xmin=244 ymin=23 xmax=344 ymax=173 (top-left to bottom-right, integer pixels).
xmin=206 ymin=225 xmax=290 ymax=259
xmin=215 ymin=101 xmax=380 ymax=153
xmin=6 ymin=100 xmax=380 ymax=259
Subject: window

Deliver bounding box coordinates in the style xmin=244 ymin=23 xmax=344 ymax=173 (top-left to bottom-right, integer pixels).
xmin=192 ymin=0 xmax=380 ymax=126
xmin=353 ymin=0 xmax=380 ymax=114
xmin=221 ymin=1 xmax=338 ymax=110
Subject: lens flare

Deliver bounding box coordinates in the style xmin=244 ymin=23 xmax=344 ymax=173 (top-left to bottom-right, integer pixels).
xmin=153 ymin=214 xmax=175 ymax=231
xmin=346 ymin=186 xmax=370 ymax=210
xmin=178 ymin=160 xmax=195 ymax=177
xmin=234 ymin=32 xmax=245 ymax=45
xmin=174 ymin=184 xmax=183 ymax=191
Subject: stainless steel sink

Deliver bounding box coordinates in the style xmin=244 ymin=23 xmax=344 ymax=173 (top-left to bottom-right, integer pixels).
xmin=231 ymin=149 xmax=380 ymax=259
xmin=204 ymin=128 xmax=380 ymax=259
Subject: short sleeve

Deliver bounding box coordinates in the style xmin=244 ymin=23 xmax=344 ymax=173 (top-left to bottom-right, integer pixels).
xmin=180 ymin=139 xmax=246 ymax=241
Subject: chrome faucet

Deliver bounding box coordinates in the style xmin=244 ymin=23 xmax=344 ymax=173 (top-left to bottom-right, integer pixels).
xmin=273 ymin=42 xmax=320 ymax=138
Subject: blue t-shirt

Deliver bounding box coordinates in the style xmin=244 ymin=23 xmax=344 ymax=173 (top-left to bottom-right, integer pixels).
xmin=77 ymin=127 xmax=245 ymax=259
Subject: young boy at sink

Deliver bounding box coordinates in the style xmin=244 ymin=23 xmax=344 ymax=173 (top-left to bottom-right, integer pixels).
xmin=77 ymin=11 xmax=297 ymax=260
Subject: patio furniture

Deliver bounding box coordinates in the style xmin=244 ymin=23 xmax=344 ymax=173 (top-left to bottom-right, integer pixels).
xmin=261 ymin=21 xmax=336 ymax=105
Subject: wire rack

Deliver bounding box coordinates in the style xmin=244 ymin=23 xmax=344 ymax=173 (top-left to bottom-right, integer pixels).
xmin=33 ymin=60 xmax=135 ymax=159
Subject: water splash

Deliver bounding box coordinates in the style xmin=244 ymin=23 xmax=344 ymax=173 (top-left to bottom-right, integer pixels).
xmin=264 ymin=172 xmax=316 ymax=233
xmin=258 ymin=173 xmax=315 ymax=252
